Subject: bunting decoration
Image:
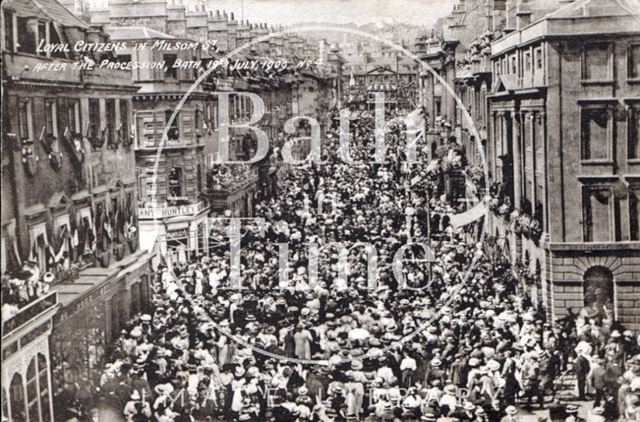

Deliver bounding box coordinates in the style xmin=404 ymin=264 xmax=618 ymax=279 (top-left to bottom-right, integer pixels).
xmin=21 ymin=144 xmax=39 ymax=177
xmin=1 ymin=225 xmax=22 ymax=274
xmin=40 ymin=125 xmax=63 ymax=170
xmin=27 ymin=236 xmax=38 ymax=264
xmin=104 ymin=210 xmax=113 ymax=243
xmin=61 ymin=126 xmax=85 ymax=165
xmin=110 ymin=123 xmax=122 ymax=150
xmin=70 ymin=215 xmax=80 ymax=262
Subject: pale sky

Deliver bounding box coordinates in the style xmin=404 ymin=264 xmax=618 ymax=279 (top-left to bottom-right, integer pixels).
xmin=81 ymin=0 xmax=454 ymax=27
xmin=205 ymin=0 xmax=453 ymax=26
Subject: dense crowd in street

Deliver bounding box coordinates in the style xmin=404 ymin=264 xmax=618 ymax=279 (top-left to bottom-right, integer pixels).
xmin=77 ymin=109 xmax=640 ymax=422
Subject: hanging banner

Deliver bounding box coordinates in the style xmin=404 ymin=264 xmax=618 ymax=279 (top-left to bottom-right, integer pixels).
xmin=448 ymin=201 xmax=487 ymax=229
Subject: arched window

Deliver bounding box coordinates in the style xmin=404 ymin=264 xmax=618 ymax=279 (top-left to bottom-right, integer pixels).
xmin=24 ymin=354 xmax=51 ymax=422
xmin=583 ymin=266 xmax=614 ymax=316
xmin=27 ymin=357 xmax=39 ymax=422
xmin=9 ymin=373 xmax=26 ymax=422
xmin=2 ymin=387 xmax=9 ymax=422
xmin=38 ymin=354 xmax=51 ymax=422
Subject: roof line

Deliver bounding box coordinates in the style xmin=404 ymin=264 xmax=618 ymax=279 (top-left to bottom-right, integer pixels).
xmin=31 ymin=0 xmax=89 ymax=29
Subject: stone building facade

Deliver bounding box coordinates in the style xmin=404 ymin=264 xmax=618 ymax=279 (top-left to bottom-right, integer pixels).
xmin=1 ymin=0 xmax=153 ymax=418
xmin=411 ymin=0 xmax=640 ymax=330
xmin=486 ymin=0 xmax=640 ymax=328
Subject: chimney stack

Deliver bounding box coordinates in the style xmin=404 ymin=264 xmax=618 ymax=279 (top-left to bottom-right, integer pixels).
xmin=516 ymin=10 xmax=531 ymax=29
xmin=230 ymin=12 xmax=234 ymax=21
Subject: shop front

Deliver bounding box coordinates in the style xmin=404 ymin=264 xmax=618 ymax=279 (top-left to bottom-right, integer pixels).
xmin=2 ymin=292 xmax=58 ymax=422
xmin=48 ymin=251 xmax=153 ymax=416
xmin=137 ymin=201 xmax=210 ymax=267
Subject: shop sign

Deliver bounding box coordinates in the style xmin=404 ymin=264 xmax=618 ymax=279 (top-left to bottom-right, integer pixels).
xmin=138 ymin=201 xmax=206 ymax=219
xmin=166 ymin=228 xmax=190 ymax=240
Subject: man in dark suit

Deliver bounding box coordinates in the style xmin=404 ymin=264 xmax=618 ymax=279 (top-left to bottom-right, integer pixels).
xmin=589 ymin=357 xmax=607 ymax=407
xmin=574 ymin=352 xmax=590 ymax=401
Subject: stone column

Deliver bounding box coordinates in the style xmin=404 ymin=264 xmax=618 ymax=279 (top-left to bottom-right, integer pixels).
xmin=530 ymin=111 xmax=537 ymax=213
xmin=120 ymin=285 xmax=132 ymax=323
xmin=512 ymin=111 xmax=522 ymax=210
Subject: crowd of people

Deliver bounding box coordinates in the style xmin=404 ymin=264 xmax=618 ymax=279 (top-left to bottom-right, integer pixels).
xmin=84 ymin=108 xmax=640 ymax=422
xmin=1 ymin=261 xmax=50 ymax=322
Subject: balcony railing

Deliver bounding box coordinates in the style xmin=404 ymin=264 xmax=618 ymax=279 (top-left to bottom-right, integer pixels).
xmin=2 ymin=291 xmax=58 ymax=338
xmin=472 ymin=56 xmax=492 ymax=74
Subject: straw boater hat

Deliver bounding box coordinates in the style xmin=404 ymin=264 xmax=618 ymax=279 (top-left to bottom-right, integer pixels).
xmin=566 ymin=404 xmax=579 ymax=415
xmin=154 ymin=383 xmax=174 ymax=395
xmin=421 ymin=412 xmax=437 ymax=421
xmin=505 ymin=405 xmax=518 ymax=415
xmin=351 ymin=360 xmax=364 ymax=370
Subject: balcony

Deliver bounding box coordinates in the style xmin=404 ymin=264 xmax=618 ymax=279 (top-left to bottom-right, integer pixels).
xmin=472 ymin=56 xmax=492 ymax=75
xmin=138 ymin=200 xmax=208 ymax=220
xmin=2 ymin=292 xmax=58 ymax=339
xmin=209 ymin=165 xmax=259 ymax=194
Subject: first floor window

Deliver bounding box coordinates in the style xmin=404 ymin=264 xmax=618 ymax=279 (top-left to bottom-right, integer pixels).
xmin=106 ymin=99 xmax=116 ymax=144
xmin=36 ymin=21 xmax=46 ymax=57
xmin=165 ymin=110 xmax=179 ymax=140
xmin=89 ymin=99 xmax=101 ymax=139
xmin=164 ymin=54 xmax=178 ymax=79
xmin=629 ymin=108 xmax=640 ymax=159
xmin=583 ymin=186 xmax=612 ymax=242
xmin=581 ymin=107 xmax=610 ymax=160
xmin=44 ymin=99 xmax=57 ymax=137
xmin=19 ymin=99 xmax=32 ymax=140
xmin=168 ymin=166 xmax=184 ymax=200
xmin=4 ymin=11 xmax=14 ymax=52
xmin=628 ymin=44 xmax=640 ymax=79
xmin=18 ymin=17 xmax=37 ymax=54
xmin=630 ymin=187 xmax=640 ymax=241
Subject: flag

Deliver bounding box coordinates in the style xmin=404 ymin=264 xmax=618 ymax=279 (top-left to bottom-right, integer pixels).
xmin=28 ymin=237 xmax=38 ymax=262
xmin=12 ymin=236 xmax=22 ymax=268
xmin=2 ymin=225 xmax=22 ymax=272
xmin=54 ymin=226 xmax=68 ymax=262
xmin=63 ymin=126 xmax=72 ymax=140
xmin=72 ymin=227 xmax=79 ymax=247
xmin=104 ymin=211 xmax=113 ymax=241
xmin=85 ymin=218 xmax=96 ymax=253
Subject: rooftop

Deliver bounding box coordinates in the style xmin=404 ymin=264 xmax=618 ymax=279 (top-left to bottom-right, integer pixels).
xmin=2 ymin=0 xmax=90 ymax=29
xmin=107 ymin=26 xmax=176 ymax=40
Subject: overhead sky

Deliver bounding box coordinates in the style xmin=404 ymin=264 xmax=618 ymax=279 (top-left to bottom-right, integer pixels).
xmin=203 ymin=0 xmax=454 ymax=26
